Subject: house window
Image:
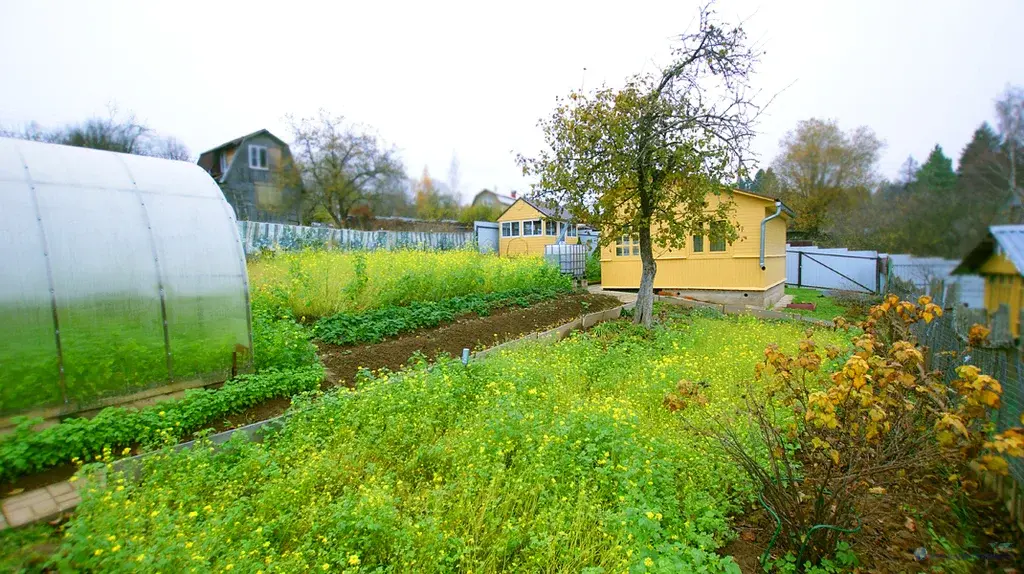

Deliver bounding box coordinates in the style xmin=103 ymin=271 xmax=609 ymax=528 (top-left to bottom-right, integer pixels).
xmin=545 ymin=219 xmax=558 ymax=236
xmin=249 ymin=145 xmax=269 ymax=170
xmin=219 ymin=153 xmax=229 ymax=174
xmin=709 ymin=221 xmax=727 ymax=252
xmin=523 ymin=219 xmax=543 ymax=236
xmin=566 ymin=223 xmax=578 ymax=237
xmin=615 ymin=232 xmax=639 ymax=256
xmin=502 ymin=221 xmax=520 ymax=237
xmin=692 ymin=233 xmax=704 ymax=253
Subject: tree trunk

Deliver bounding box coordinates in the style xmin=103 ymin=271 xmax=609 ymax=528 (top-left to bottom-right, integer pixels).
xmin=634 ymin=223 xmax=657 ymax=327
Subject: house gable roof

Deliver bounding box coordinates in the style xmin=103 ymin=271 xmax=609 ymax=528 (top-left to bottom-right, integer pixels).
xmin=472 ymin=189 xmax=516 ymax=207
xmin=197 ymin=129 xmax=290 ymax=183
xmin=953 ymin=224 xmax=1024 ymax=275
xmin=496 ymin=197 xmax=574 ymax=222
xmin=730 ymin=188 xmax=796 ymax=218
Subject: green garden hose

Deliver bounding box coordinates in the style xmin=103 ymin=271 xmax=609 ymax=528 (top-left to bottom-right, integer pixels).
xmin=757 ymin=486 xmax=862 ymax=571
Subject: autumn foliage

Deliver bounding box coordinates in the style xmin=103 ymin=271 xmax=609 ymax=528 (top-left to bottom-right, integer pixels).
xmin=713 ymin=294 xmax=1024 ymax=567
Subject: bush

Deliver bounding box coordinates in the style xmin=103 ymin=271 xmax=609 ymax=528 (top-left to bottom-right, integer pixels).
xmin=0 ymin=365 xmax=324 ymax=482
xmin=585 ymin=249 xmax=601 ymax=283
xmin=313 ymin=285 xmax=572 ymax=345
xmin=712 ymin=295 xmax=1021 ymax=568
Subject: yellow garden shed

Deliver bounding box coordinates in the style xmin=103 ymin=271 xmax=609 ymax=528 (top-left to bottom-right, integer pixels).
xmin=954 ymin=224 xmax=1024 ymax=337
xmin=600 ymin=189 xmax=793 ymax=308
xmin=496 ymin=198 xmax=579 ymax=257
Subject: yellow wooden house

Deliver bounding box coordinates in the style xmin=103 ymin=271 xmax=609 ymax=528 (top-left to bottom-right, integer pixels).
xmin=600 ymin=189 xmax=794 ymax=308
xmin=953 ymin=224 xmax=1024 ymax=337
xmin=497 ymin=198 xmax=580 ymax=256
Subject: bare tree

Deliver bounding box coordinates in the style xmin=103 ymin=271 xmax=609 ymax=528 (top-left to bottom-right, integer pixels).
xmin=284 ymin=111 xmax=405 ymax=228
xmin=996 ymin=85 xmax=1024 ymax=202
xmin=519 ymin=2 xmax=763 ymax=327
xmin=1 ymin=105 xmax=191 ymax=161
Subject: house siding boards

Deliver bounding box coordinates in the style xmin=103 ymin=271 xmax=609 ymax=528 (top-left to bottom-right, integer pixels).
xmin=199 ymin=131 xmax=302 ymax=225
xmin=954 ymin=225 xmax=1024 ymax=337
xmin=497 ymin=199 xmax=578 ymax=256
xmin=600 ymin=191 xmax=788 ymax=307
xmin=979 ymin=253 xmax=1023 ymax=337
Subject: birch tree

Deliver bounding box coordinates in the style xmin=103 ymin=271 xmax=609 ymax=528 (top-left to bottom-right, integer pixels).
xmin=518 ymin=3 xmax=762 ymax=327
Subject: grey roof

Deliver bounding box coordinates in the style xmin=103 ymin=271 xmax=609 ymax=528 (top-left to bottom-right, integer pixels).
xmin=992 ymin=225 xmax=1024 ymax=274
xmin=199 ymin=129 xmax=288 ymax=156
xmin=953 ymin=224 xmax=1024 ymax=275
xmin=520 ymin=197 xmax=572 ymax=220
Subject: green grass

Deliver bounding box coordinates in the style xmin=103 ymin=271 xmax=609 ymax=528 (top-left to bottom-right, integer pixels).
xmin=784 ymin=287 xmax=856 ymax=322
xmin=48 ymin=307 xmax=850 ymax=572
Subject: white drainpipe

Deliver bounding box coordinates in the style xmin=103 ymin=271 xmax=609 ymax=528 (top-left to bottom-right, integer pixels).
xmin=760 ymin=201 xmax=783 ymax=271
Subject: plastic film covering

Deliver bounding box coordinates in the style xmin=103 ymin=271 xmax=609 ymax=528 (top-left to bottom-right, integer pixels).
xmin=0 ymin=138 xmax=252 ymax=417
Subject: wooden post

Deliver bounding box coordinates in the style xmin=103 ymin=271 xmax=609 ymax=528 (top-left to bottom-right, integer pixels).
xmin=797 ymin=252 xmax=803 ymax=288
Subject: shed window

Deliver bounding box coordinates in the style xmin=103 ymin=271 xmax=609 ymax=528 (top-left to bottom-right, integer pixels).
xmin=545 ymin=219 xmax=558 ymax=236
xmin=523 ymin=219 xmax=543 ymax=236
xmin=709 ymin=221 xmax=727 ymax=252
xmin=502 ymin=221 xmax=520 ymax=237
xmin=249 ymin=145 xmax=268 ymax=170
xmin=615 ymin=232 xmax=639 ymax=256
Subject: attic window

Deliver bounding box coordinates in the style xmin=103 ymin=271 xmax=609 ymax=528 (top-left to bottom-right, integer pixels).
xmin=249 ymin=145 xmax=268 ymax=170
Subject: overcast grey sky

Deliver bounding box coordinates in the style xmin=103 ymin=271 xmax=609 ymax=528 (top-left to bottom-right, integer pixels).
xmin=1 ymin=0 xmax=1021 ymax=203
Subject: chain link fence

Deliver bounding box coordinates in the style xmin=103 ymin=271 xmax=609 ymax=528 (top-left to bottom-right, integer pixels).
xmin=890 ymin=279 xmax=1024 ymax=525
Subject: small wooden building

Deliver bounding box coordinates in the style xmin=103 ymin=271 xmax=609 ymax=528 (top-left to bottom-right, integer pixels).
xmin=954 ymin=224 xmax=1024 ymax=337
xmin=600 ymin=189 xmax=793 ymax=308
xmin=496 ymin=198 xmax=579 ymax=256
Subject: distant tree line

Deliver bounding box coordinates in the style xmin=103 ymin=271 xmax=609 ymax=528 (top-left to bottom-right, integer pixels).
xmin=1 ymin=106 xmax=191 ymax=162
xmin=740 ymin=86 xmax=1023 ymax=258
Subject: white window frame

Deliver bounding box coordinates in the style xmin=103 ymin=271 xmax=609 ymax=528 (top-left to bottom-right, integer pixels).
xmin=545 ymin=219 xmax=558 ymax=236
xmin=566 ymin=223 xmax=578 ymax=237
xmin=249 ymin=145 xmax=269 ymax=170
xmin=615 ymin=231 xmax=639 ymax=256
xmin=501 ymin=221 xmax=521 ymax=237
xmin=523 ymin=219 xmax=543 ymax=236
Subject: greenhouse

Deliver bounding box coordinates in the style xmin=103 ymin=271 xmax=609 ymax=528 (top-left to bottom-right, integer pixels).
xmin=0 ymin=137 xmax=252 ymax=418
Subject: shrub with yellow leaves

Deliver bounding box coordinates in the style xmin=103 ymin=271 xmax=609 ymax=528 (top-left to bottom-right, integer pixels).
xmin=713 ymin=295 xmax=1021 ymax=569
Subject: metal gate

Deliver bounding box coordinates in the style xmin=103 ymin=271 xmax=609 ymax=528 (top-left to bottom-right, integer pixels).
xmin=786 ymin=247 xmax=883 ymax=293
xmin=474 ymin=221 xmax=499 ymax=253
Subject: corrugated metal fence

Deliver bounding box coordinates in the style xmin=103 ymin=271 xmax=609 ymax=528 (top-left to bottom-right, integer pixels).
xmin=238 ymin=221 xmax=474 ymax=255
